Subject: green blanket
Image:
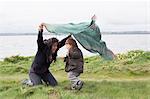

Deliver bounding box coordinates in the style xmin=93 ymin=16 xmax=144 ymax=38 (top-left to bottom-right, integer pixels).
xmin=44 ymin=20 xmax=115 ymax=60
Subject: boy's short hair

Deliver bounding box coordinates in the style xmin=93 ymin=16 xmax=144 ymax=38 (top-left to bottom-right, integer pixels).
xmin=65 ymin=38 xmax=78 ymax=47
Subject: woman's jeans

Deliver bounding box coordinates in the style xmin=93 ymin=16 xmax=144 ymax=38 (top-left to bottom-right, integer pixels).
xmin=29 ymin=71 xmax=58 ymax=86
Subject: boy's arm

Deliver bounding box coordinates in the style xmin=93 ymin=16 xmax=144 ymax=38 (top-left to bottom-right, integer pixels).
xmin=69 ymin=49 xmax=82 ymax=59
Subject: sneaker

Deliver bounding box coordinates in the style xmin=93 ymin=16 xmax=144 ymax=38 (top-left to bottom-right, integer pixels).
xmin=22 ymin=79 xmax=33 ymax=86
xmin=75 ymin=81 xmax=84 ymax=90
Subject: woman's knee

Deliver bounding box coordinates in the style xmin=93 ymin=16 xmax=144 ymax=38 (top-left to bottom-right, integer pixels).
xmin=29 ymin=72 xmax=42 ymax=85
xmin=44 ymin=73 xmax=58 ymax=86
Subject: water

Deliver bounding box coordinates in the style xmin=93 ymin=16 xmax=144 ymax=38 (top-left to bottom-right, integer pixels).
xmin=0 ymin=34 xmax=150 ymax=60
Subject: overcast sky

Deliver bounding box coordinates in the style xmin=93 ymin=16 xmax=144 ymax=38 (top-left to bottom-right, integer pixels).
xmin=0 ymin=0 xmax=150 ymax=33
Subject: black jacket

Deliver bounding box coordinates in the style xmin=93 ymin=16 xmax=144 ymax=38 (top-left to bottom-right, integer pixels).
xmin=30 ymin=29 xmax=70 ymax=74
xmin=65 ymin=47 xmax=84 ymax=73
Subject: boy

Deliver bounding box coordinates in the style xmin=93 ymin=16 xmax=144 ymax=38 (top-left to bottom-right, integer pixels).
xmin=64 ymin=38 xmax=84 ymax=90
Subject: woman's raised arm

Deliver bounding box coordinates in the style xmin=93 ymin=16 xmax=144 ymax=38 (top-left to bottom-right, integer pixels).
xmin=37 ymin=25 xmax=45 ymax=50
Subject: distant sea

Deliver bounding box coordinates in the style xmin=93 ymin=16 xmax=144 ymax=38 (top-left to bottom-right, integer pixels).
xmin=0 ymin=31 xmax=150 ymax=60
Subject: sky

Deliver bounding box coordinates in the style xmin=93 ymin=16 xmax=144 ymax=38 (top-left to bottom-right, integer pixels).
xmin=0 ymin=0 xmax=150 ymax=33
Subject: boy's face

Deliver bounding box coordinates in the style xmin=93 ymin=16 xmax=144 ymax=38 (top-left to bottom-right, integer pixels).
xmin=65 ymin=43 xmax=72 ymax=50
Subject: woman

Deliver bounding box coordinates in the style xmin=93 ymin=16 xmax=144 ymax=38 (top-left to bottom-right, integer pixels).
xmin=29 ymin=24 xmax=71 ymax=86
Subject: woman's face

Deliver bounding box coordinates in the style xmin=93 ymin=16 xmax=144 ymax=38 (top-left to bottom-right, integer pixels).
xmin=51 ymin=42 xmax=58 ymax=53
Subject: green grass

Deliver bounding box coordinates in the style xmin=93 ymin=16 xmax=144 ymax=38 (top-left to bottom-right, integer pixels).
xmin=0 ymin=50 xmax=150 ymax=99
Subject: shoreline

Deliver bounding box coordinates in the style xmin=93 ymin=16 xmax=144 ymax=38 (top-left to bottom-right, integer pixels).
xmin=0 ymin=50 xmax=149 ymax=61
xmin=0 ymin=31 xmax=150 ymax=36
xmin=1 ymin=50 xmax=150 ymax=61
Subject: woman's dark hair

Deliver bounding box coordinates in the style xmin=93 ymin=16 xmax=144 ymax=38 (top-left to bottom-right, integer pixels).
xmin=44 ymin=38 xmax=59 ymax=62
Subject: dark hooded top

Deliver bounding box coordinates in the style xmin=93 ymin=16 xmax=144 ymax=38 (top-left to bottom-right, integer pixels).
xmin=30 ymin=29 xmax=71 ymax=74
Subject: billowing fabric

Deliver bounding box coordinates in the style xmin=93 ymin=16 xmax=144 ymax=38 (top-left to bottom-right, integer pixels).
xmin=44 ymin=20 xmax=115 ymax=60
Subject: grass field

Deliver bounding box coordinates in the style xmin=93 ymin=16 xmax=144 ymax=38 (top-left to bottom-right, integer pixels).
xmin=0 ymin=50 xmax=150 ymax=99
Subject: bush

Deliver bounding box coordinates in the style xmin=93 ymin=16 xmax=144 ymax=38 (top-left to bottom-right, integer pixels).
xmin=4 ymin=55 xmax=29 ymax=63
xmin=117 ymin=50 xmax=145 ymax=60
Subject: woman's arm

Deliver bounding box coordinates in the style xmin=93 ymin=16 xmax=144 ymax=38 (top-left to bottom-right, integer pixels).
xmin=37 ymin=25 xmax=45 ymax=50
xmin=58 ymin=35 xmax=71 ymax=49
